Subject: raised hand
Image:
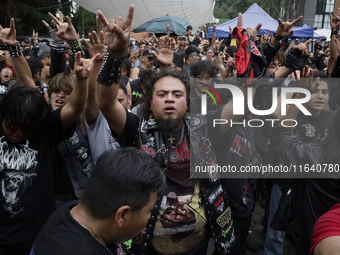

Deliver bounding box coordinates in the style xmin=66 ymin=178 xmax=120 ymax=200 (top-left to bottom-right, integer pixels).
xmin=296 ymin=65 xmax=319 ymax=94
xmin=330 ymin=8 xmax=340 ymax=30
xmin=32 ymin=30 xmax=38 ymax=44
xmin=144 ymin=32 xmax=151 ymax=43
xmin=214 ymin=39 xmax=221 ymax=53
xmin=260 ymin=30 xmax=272 ymax=45
xmin=74 ymin=52 xmax=100 ymax=80
xmin=98 ymin=5 xmax=134 ymax=59
xmin=246 ymin=23 xmax=262 ymax=41
xmin=166 ymin=23 xmax=171 ymax=31
xmin=82 ymin=31 xmax=106 ymax=61
xmin=42 ymin=18 xmax=64 ymax=44
xmin=48 ymin=11 xmax=78 ymax=41
xmin=227 ymin=57 xmax=235 ymax=67
xmin=275 ymin=16 xmax=303 ymax=38
xmin=152 ymin=36 xmax=175 ymax=66
xmin=0 ymin=18 xmax=17 ymax=46
xmin=229 ymin=25 xmax=232 ymax=33
xmin=293 ymin=38 xmax=312 ymax=56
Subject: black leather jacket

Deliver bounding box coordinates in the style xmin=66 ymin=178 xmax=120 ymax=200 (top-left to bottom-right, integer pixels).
xmin=122 ymin=114 xmax=235 ymax=255
xmin=271 ymin=127 xmax=340 ymax=244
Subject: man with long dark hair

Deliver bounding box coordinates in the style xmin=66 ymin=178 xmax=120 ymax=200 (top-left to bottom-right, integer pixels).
xmin=0 ymin=18 xmax=97 ymax=254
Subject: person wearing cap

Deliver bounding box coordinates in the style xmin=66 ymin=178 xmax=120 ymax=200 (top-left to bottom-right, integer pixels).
xmin=181 ymin=45 xmax=200 ymax=78
xmin=174 ymin=36 xmax=188 ymax=72
xmin=130 ymin=49 xmax=155 ymax=80
xmin=184 ymin=25 xmax=195 ymax=43
xmin=35 ymin=43 xmax=51 ymax=84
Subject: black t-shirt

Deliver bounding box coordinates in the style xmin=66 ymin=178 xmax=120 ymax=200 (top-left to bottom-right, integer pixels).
xmin=30 ymin=201 xmax=123 ymax=255
xmin=0 ymin=81 xmax=8 ymax=103
xmin=0 ymin=108 xmax=75 ymax=245
xmin=129 ymin=79 xmax=143 ymax=108
xmin=293 ymin=110 xmax=335 ymax=144
xmin=173 ymin=50 xmax=185 ymax=68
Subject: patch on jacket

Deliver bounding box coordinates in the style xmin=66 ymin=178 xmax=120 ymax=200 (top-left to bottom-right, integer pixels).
xmin=230 ymin=134 xmax=247 ymax=157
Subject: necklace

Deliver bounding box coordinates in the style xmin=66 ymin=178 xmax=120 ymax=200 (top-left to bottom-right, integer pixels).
xmin=70 ymin=208 xmax=114 ymax=255
xmin=169 ymin=125 xmax=185 ymax=162
xmin=169 ymin=124 xmax=185 ymax=149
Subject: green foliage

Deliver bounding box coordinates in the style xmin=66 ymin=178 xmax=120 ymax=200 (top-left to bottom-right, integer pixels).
xmin=71 ymin=6 xmax=96 ymax=38
xmin=0 ymin=0 xmax=68 ymax=36
xmin=213 ymin=0 xmax=303 ymax=21
xmin=214 ymin=0 xmax=253 ymax=19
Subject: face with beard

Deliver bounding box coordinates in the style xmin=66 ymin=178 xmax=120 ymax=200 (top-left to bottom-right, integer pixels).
xmin=157 ymin=118 xmax=183 ymax=138
xmin=150 ymin=76 xmax=188 ymax=134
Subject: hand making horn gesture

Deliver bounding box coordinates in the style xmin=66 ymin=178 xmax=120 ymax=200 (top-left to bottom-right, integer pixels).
xmin=260 ymin=30 xmax=272 ymax=46
xmin=275 ymin=16 xmax=303 ymax=38
xmin=47 ymin=11 xmax=78 ymax=41
xmin=0 ymin=18 xmax=17 ymax=46
xmin=236 ymin=13 xmax=262 ymax=41
xmin=293 ymin=38 xmax=312 ymax=56
xmin=330 ymin=8 xmax=340 ymax=31
xmin=98 ymin=5 xmax=134 ymax=59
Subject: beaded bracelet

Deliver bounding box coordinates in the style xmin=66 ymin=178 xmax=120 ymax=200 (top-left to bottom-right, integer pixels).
xmin=7 ymin=43 xmax=23 ymax=57
xmin=268 ymin=38 xmax=279 ymax=48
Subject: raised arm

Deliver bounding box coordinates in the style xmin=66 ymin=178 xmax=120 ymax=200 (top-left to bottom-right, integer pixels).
xmin=166 ymin=23 xmax=171 ymax=38
xmin=260 ymin=30 xmax=272 ymax=46
xmin=152 ymin=36 xmax=174 ymax=72
xmin=279 ymin=66 xmax=316 ymax=127
xmin=274 ymin=39 xmax=312 ymax=78
xmin=210 ymin=23 xmax=217 ymax=49
xmin=82 ymin=31 xmax=106 ymax=127
xmin=96 ymin=5 xmax=134 ymax=136
xmin=328 ymin=8 xmax=340 ymax=73
xmin=219 ymin=13 xmax=258 ymax=134
xmin=213 ymin=39 xmax=225 ymax=74
xmin=42 ymin=12 xmax=67 ymax=80
xmin=263 ymin=16 xmax=303 ymax=69
xmin=60 ymin=52 xmax=99 ymax=128
xmin=0 ymin=19 xmax=36 ymax=88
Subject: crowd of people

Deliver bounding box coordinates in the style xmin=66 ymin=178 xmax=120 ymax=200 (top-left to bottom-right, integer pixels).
xmin=0 ymin=3 xmax=340 ymax=255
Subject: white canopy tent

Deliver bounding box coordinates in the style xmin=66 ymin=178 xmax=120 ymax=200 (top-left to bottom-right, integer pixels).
xmin=72 ymin=0 xmax=217 ymax=29
xmin=314 ymin=29 xmax=331 ymax=41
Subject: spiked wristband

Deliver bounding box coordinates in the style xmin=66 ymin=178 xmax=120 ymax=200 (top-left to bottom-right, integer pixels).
xmin=7 ymin=42 xmax=23 ymax=57
xmin=97 ymin=49 xmax=123 ymax=86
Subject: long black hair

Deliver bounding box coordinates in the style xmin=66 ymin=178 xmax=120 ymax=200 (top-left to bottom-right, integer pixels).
xmin=0 ymin=86 xmax=51 ymax=132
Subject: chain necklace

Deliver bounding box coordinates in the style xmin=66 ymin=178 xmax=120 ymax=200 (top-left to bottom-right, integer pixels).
xmin=169 ymin=125 xmax=185 ymax=162
xmin=169 ymin=124 xmax=185 ymax=149
xmin=70 ymin=208 xmax=114 ymax=255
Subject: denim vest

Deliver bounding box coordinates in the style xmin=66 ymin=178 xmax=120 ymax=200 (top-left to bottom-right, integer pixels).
xmin=123 ymin=114 xmax=235 ymax=255
xmin=56 ymin=123 xmax=94 ymax=198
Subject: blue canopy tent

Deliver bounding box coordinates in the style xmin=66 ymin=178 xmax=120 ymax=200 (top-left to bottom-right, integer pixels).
xmin=208 ymin=3 xmax=316 ymax=39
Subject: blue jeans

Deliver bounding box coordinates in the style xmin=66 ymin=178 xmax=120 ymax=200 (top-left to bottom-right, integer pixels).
xmin=264 ymin=182 xmax=284 ymax=255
